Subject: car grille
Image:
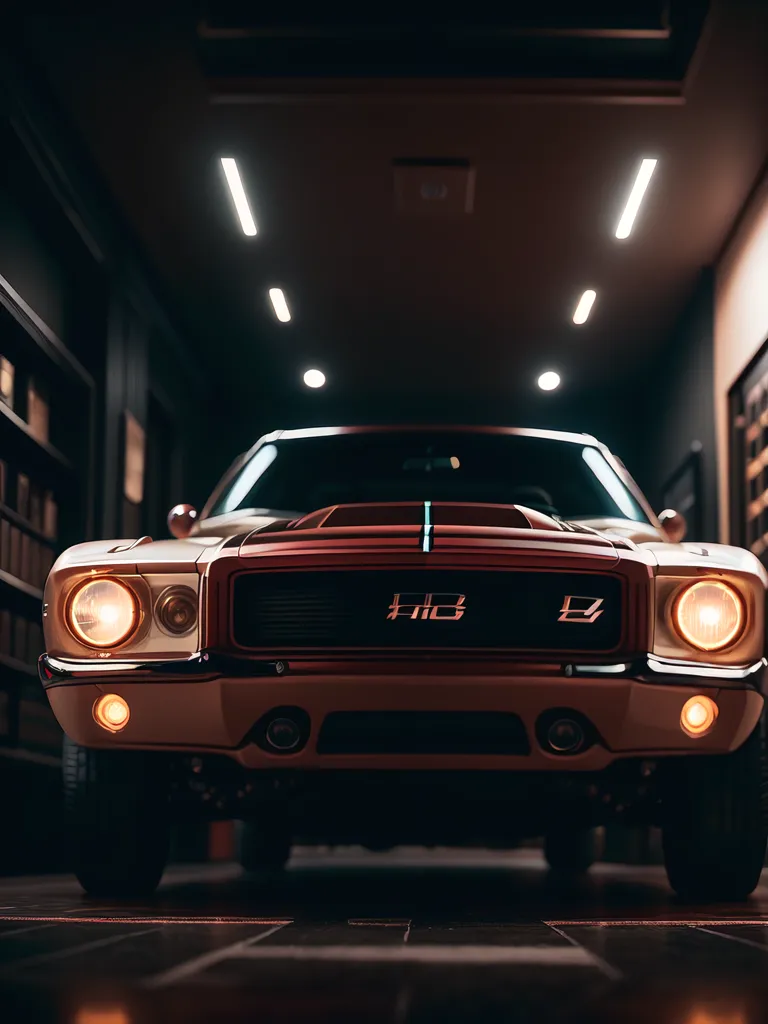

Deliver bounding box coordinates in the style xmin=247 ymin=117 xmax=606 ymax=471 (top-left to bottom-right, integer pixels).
xmin=316 ymin=711 xmax=530 ymax=755
xmin=230 ymin=569 xmax=623 ymax=653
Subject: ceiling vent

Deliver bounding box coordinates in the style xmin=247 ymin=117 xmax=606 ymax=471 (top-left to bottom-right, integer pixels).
xmin=199 ymin=4 xmax=711 ymax=104
xmin=393 ymin=159 xmax=475 ymax=216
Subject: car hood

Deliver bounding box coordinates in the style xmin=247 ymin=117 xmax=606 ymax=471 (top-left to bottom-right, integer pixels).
xmin=51 ymin=534 xmax=225 ymax=573
xmin=52 ymin=502 xmax=767 ymax=585
xmin=54 ymin=502 xmax=625 ymax=572
xmin=639 ymin=539 xmax=768 ymax=582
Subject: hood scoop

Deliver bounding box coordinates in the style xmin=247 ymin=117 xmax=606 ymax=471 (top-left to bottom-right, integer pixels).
xmin=290 ymin=502 xmax=564 ymax=532
xmin=238 ymin=500 xmax=621 ymax=560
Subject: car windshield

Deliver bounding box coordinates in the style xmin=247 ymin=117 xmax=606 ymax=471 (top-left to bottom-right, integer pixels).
xmin=206 ymin=431 xmax=651 ymax=524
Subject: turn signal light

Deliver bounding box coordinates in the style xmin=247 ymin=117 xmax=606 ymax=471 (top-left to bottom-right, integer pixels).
xmin=155 ymin=586 xmax=198 ymax=636
xmin=680 ymin=695 xmax=718 ymax=738
xmin=93 ymin=694 xmax=130 ymax=733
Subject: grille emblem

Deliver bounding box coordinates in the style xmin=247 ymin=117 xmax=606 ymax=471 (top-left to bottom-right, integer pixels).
xmin=558 ymin=596 xmax=605 ymax=623
xmin=387 ymin=593 xmax=466 ymax=621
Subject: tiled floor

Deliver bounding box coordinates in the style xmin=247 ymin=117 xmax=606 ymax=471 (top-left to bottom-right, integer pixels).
xmin=1 ymin=848 xmax=768 ymax=1023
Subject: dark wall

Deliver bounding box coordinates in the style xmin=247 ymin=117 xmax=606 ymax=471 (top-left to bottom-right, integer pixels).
xmin=0 ymin=184 xmax=69 ymax=341
xmin=635 ymin=270 xmax=717 ymax=542
xmin=0 ymin=117 xmax=106 ymax=368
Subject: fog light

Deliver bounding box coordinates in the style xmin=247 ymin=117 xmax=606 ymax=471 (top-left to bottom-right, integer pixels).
xmin=547 ymin=718 xmax=585 ymax=754
xmin=75 ymin=1007 xmax=131 ymax=1024
xmin=680 ymin=695 xmax=718 ymax=738
xmin=265 ymin=717 xmax=301 ymax=751
xmin=93 ymin=694 xmax=130 ymax=733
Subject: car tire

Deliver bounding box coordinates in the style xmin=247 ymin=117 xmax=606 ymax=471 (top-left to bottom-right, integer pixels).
xmin=544 ymin=827 xmax=601 ymax=875
xmin=236 ymin=819 xmax=291 ymax=876
xmin=63 ymin=736 xmax=170 ymax=898
xmin=661 ymin=717 xmax=768 ymax=903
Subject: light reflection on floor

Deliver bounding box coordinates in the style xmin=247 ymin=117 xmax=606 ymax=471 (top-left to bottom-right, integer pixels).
xmin=0 ymin=848 xmax=767 ymax=1024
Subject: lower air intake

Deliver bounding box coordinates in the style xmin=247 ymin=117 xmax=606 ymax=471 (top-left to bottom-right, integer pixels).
xmin=316 ymin=711 xmax=530 ymax=756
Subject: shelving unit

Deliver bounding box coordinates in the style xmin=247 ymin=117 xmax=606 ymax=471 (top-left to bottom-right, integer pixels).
xmin=0 ymin=651 xmax=38 ymax=679
xmin=0 ymin=268 xmax=93 ymax=762
xmin=0 ymin=567 xmax=44 ymax=603
xmin=0 ymin=71 xmax=208 ymax=868
xmin=0 ymin=101 xmax=114 ymax=871
xmin=0 ymin=499 xmax=54 ymax=544
xmin=0 ymin=400 xmax=73 ymax=472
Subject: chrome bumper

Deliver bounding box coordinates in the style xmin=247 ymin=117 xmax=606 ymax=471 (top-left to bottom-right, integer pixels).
xmin=39 ymin=651 xmax=767 ymax=690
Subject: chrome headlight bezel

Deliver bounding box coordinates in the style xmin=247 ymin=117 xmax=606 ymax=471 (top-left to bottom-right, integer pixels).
xmin=154 ymin=585 xmax=199 ymax=637
xmin=47 ymin=568 xmax=201 ymax=660
xmin=65 ymin=576 xmax=146 ymax=650
xmin=653 ymin=573 xmax=762 ymax=665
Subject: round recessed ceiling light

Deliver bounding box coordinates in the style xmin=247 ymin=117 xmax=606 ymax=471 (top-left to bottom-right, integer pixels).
xmin=537 ymin=371 xmax=561 ymax=392
xmin=303 ymin=369 xmax=326 ymax=389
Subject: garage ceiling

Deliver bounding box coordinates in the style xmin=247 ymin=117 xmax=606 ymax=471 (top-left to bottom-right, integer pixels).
xmin=12 ymin=1 xmax=768 ymax=420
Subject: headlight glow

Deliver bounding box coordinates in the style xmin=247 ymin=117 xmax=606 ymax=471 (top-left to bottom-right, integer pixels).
xmin=672 ymin=580 xmax=745 ymax=652
xmin=68 ymin=578 xmax=139 ymax=648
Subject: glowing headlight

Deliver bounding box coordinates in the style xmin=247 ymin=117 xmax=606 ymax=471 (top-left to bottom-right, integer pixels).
xmin=68 ymin=578 xmax=139 ymax=648
xmin=672 ymin=580 xmax=745 ymax=652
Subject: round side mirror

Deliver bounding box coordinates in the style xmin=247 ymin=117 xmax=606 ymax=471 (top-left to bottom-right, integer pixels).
xmin=658 ymin=508 xmax=687 ymax=544
xmin=168 ymin=503 xmax=198 ymax=539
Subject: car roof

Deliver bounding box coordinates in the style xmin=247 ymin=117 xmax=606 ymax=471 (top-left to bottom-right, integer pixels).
xmin=200 ymin=424 xmax=650 ymax=524
xmin=256 ymin=425 xmax=602 ymax=448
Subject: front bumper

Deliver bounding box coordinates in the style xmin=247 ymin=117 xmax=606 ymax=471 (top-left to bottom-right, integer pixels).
xmin=40 ymin=652 xmax=765 ymax=771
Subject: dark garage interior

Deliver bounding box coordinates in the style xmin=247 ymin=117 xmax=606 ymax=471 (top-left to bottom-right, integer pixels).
xmin=2 ymin=1 xmax=768 ymax=1021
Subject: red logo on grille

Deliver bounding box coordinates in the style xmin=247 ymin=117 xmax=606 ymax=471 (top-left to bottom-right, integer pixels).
xmin=558 ymin=596 xmax=605 ymax=623
xmin=387 ymin=593 xmax=466 ymax=621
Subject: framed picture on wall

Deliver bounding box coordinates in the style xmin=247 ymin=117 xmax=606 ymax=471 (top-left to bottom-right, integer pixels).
xmin=662 ymin=443 xmax=704 ymax=542
xmin=729 ymin=333 xmax=768 ymax=558
xmin=123 ymin=410 xmax=145 ymax=506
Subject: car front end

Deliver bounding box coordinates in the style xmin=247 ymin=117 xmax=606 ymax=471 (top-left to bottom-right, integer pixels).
xmin=41 ymin=510 xmax=765 ymax=772
xmin=38 ymin=427 xmax=768 ymax=901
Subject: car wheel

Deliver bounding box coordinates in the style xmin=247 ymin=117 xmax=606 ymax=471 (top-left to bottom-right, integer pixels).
xmin=544 ymin=827 xmax=601 ymax=875
xmin=63 ymin=736 xmax=170 ymax=898
xmin=661 ymin=717 xmax=768 ymax=903
xmin=236 ymin=819 xmax=291 ymax=876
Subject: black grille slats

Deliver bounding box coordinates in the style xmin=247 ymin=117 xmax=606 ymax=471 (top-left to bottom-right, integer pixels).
xmin=231 ymin=569 xmax=623 ymax=652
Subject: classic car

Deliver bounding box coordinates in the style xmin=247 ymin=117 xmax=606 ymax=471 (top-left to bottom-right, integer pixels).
xmin=40 ymin=425 xmax=768 ymax=900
